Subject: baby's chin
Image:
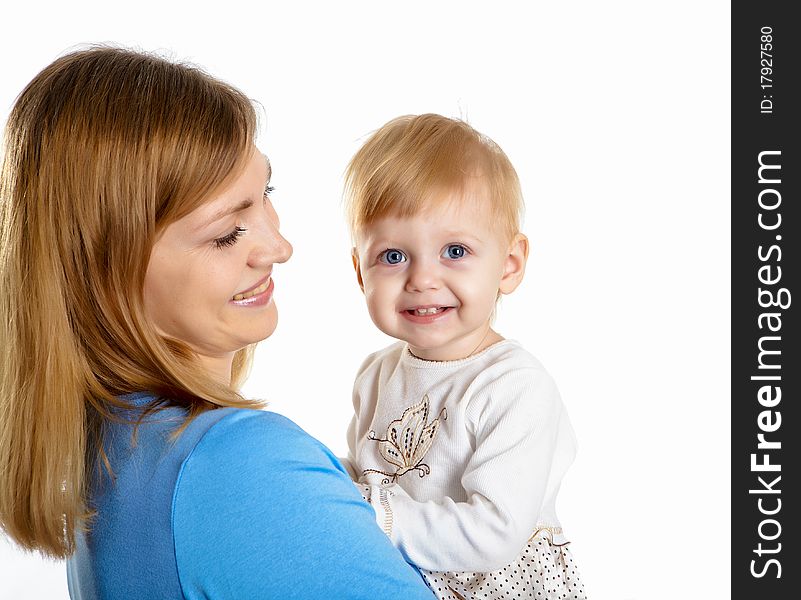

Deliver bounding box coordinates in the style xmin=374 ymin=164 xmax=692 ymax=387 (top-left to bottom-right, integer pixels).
xmin=406 ymin=344 xmax=467 ymax=362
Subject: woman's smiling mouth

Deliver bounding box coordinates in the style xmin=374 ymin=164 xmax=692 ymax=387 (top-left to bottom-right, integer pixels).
xmin=231 ymin=276 xmax=274 ymax=306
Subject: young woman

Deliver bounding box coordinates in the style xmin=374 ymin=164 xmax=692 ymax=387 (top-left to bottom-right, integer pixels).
xmin=0 ymin=47 xmax=433 ymax=599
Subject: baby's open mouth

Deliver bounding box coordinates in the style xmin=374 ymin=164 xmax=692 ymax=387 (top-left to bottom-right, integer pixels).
xmin=406 ymin=306 xmax=451 ymax=316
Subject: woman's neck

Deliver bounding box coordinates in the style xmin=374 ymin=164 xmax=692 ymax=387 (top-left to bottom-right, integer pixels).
xmin=196 ymin=353 xmax=234 ymax=386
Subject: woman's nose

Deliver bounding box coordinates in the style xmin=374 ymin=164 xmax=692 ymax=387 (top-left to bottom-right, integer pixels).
xmin=271 ymin=231 xmax=293 ymax=264
xmin=248 ymin=221 xmax=293 ymax=267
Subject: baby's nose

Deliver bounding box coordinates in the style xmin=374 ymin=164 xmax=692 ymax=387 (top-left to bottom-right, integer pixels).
xmin=405 ymin=261 xmax=441 ymax=292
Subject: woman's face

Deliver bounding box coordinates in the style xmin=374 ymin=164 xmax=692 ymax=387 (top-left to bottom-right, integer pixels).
xmin=143 ymin=150 xmax=292 ymax=381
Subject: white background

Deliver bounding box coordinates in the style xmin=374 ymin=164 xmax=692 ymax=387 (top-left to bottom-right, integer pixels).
xmin=0 ymin=2 xmax=730 ymax=598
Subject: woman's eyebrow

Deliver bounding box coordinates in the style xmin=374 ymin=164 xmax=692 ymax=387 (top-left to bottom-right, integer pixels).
xmin=208 ymin=199 xmax=254 ymax=223
xmin=264 ymin=156 xmax=272 ymax=182
xmin=198 ymin=155 xmax=271 ymax=229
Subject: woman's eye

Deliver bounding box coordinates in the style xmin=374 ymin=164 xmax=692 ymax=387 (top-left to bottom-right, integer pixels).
xmin=379 ymin=249 xmax=406 ymax=265
xmin=443 ymin=244 xmax=467 ymax=260
xmin=263 ymin=185 xmax=274 ymax=199
xmin=214 ymin=226 xmax=247 ymax=249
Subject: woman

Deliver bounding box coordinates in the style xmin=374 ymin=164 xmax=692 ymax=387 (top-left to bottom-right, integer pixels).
xmin=0 ymin=47 xmax=433 ymax=598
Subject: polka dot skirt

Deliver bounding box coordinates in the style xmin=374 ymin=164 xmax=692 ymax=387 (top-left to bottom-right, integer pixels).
xmin=420 ymin=532 xmax=587 ymax=600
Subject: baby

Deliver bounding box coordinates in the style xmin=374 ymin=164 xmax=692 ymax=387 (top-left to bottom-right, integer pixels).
xmin=342 ymin=114 xmax=587 ymax=600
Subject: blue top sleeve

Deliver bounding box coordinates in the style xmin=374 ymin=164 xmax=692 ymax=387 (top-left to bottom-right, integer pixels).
xmin=172 ymin=410 xmax=433 ymax=599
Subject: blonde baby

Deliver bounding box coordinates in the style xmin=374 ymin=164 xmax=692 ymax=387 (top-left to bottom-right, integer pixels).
xmin=342 ymin=114 xmax=587 ymax=600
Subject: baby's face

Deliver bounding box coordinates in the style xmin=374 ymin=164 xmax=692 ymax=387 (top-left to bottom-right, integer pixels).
xmin=353 ymin=193 xmax=521 ymax=361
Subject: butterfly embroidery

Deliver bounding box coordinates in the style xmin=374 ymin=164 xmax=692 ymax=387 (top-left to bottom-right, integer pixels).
xmin=363 ymin=395 xmax=447 ymax=484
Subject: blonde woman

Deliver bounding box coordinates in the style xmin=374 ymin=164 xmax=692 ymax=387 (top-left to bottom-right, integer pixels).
xmin=0 ymin=47 xmax=433 ymax=599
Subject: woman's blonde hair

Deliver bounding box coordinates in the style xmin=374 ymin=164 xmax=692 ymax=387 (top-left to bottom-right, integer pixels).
xmin=344 ymin=114 xmax=524 ymax=242
xmin=0 ymin=46 xmax=263 ymax=558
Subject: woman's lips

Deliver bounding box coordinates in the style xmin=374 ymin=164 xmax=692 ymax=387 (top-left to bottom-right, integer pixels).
xmin=231 ymin=277 xmax=274 ymax=307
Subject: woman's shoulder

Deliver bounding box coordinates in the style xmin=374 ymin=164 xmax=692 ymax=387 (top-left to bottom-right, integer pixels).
xmin=182 ymin=407 xmax=341 ymax=481
xmin=171 ymin=408 xmax=434 ymax=598
xmin=195 ymin=405 xmax=303 ymax=439
xmin=171 ymin=409 xmax=342 ymax=588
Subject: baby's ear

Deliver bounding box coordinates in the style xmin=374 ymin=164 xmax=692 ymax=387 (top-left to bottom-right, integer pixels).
xmin=351 ymin=248 xmax=365 ymax=292
xmin=499 ymin=233 xmax=529 ymax=295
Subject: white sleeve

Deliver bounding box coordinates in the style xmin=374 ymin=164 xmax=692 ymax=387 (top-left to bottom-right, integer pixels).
xmin=343 ymin=354 xmax=374 ymax=483
xmin=340 ymin=414 xmax=360 ymax=481
xmin=362 ymin=368 xmax=565 ymax=572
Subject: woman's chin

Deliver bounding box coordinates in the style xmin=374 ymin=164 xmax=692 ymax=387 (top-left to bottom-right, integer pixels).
xmin=243 ymin=307 xmax=279 ymax=344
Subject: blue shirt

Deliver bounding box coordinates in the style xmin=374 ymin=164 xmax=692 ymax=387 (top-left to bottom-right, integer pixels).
xmin=67 ymin=395 xmax=433 ymax=599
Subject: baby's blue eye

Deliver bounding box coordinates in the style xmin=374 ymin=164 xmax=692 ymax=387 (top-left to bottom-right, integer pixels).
xmin=443 ymin=244 xmax=467 ymax=260
xmin=379 ymin=249 xmax=406 ymax=265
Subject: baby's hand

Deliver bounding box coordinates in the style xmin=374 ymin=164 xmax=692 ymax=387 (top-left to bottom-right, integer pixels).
xmin=357 ymin=483 xmax=370 ymax=503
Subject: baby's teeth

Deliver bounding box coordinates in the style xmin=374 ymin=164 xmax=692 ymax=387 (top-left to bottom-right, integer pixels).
xmin=415 ymin=307 xmax=442 ymax=315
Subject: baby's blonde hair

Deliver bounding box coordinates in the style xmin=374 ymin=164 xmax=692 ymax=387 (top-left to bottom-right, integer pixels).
xmin=344 ymin=114 xmax=523 ymax=242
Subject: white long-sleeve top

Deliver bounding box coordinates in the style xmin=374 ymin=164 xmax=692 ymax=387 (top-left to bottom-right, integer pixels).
xmin=346 ymin=340 xmax=578 ymax=573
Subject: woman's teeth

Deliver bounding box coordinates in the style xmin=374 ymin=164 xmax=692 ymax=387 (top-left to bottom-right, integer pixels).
xmin=412 ymin=307 xmax=445 ymax=315
xmin=233 ymin=279 xmax=269 ymax=301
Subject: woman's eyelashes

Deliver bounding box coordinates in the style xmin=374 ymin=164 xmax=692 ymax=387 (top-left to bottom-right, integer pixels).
xmin=214 ymin=226 xmax=247 ymax=249
xmin=213 ymin=186 xmax=273 ymax=250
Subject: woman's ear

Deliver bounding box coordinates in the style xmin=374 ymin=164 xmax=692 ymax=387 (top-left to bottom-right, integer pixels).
xmin=499 ymin=233 xmax=529 ymax=295
xmin=352 ymin=248 xmax=365 ymax=292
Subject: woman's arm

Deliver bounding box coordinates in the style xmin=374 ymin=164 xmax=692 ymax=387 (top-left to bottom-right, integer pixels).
xmin=172 ymin=410 xmax=433 ymax=599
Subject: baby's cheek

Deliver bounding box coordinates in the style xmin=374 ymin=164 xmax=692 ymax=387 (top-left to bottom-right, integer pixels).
xmin=364 ymin=292 xmax=384 ymax=320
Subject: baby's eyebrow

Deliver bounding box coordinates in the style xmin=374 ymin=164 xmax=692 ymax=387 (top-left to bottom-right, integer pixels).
xmin=442 ymin=231 xmax=484 ymax=244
